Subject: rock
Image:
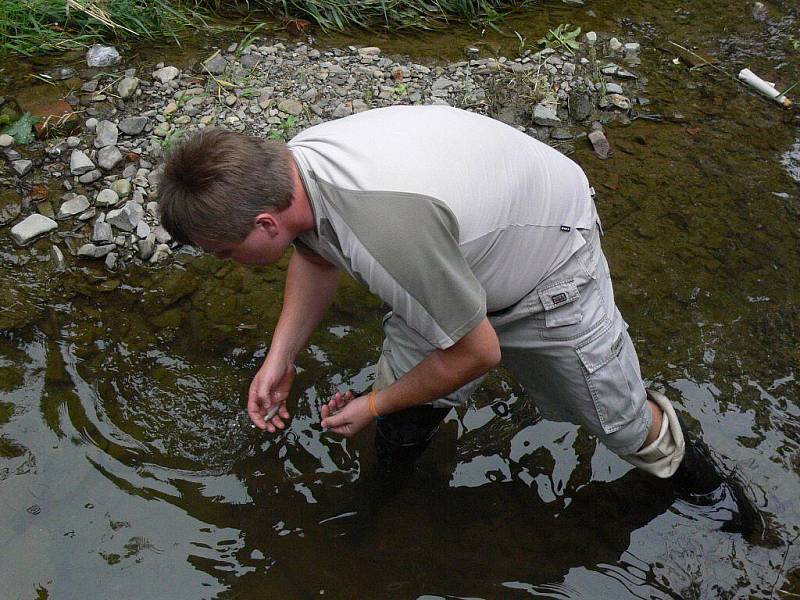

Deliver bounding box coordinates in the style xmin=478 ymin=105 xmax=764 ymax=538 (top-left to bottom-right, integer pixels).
xmin=605 ymin=82 xmax=624 ymax=95
xmin=111 ymin=179 xmax=131 ymax=198
xmin=136 ymin=220 xmax=151 ymax=238
xmin=78 ymin=169 xmax=102 ymax=184
xmin=105 ymin=252 xmax=118 ymax=270
xmin=92 ymin=220 xmax=114 ymax=243
xmin=204 ymin=54 xmax=228 ymax=75
xmin=277 ymin=99 xmax=303 ymax=115
xmin=609 ymin=38 xmax=623 ymax=52
xmin=0 ymin=192 xmax=21 ymax=225
xmin=551 ymin=128 xmax=574 ymax=140
xmin=66 ymin=136 xmax=80 ymax=147
xmin=588 ymin=130 xmax=612 ymax=159
xmin=87 ymin=44 xmax=121 ymax=67
xmin=431 ymin=77 xmax=455 ymax=93
xmin=149 ymin=243 xmax=172 ymax=263
xmin=97 ymin=145 xmax=123 ymax=170
xmin=69 ymin=150 xmax=95 ymax=175
xmin=119 ymin=116 xmax=148 ymax=135
xmin=85 ymin=117 xmax=98 ymax=131
xmin=224 ymin=94 xmax=237 ymax=107
xmin=153 ymin=66 xmax=179 ymax=83
xmin=752 ymin=1 xmax=767 ymax=21
xmin=609 ymin=94 xmax=631 ymax=109
xmin=624 ymin=43 xmax=641 ymax=56
xmin=137 ymin=235 xmax=155 ymax=260
xmin=154 ymin=225 xmax=172 ymax=244
xmin=533 ymin=103 xmax=561 ymax=126
xmin=164 ymin=101 xmax=178 ymax=115
xmin=562 ymin=63 xmax=576 ymax=76
xmin=94 ymin=120 xmax=118 ymax=148
xmin=50 ymin=67 xmax=75 ymax=81
xmin=10 ymin=214 xmax=58 ymax=245
xmin=117 ymin=77 xmax=139 ymax=99
xmin=107 ymin=200 xmax=144 ymax=231
xmin=77 ymin=243 xmax=115 ymax=258
xmin=569 ymin=92 xmax=593 ymax=121
xmin=332 ymin=102 xmax=353 ymax=119
xmin=0 ymin=133 xmax=13 ymax=147
xmin=50 ymin=245 xmax=66 ymax=271
xmin=240 ymin=54 xmax=260 ymax=70
xmin=12 ymin=160 xmax=32 ymax=177
xmin=359 ymin=46 xmax=381 ymax=56
xmin=585 ymin=31 xmax=597 ymax=44
xmin=95 ymin=188 xmax=120 ymax=207
xmin=57 ymin=195 xmax=90 ymax=219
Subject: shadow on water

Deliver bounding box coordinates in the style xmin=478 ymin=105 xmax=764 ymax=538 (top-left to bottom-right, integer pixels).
xmin=1 ymin=0 xmax=799 ymax=598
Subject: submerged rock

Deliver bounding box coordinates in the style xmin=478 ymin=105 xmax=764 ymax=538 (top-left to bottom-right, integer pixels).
xmin=588 ymin=129 xmax=612 ymax=159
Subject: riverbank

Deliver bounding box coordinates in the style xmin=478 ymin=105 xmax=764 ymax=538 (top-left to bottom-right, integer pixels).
xmin=2 ymin=28 xmax=647 ymax=271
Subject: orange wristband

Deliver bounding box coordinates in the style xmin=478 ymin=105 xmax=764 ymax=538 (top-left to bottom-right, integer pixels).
xmin=367 ymin=390 xmax=380 ymax=418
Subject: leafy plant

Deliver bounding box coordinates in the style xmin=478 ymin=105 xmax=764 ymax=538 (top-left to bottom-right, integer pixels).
xmin=393 ymin=82 xmax=408 ymax=96
xmin=160 ymin=126 xmax=185 ymax=151
xmin=2 ymin=112 xmax=39 ymax=144
xmin=269 ymin=115 xmax=297 ymax=141
xmin=538 ymin=23 xmax=582 ymax=55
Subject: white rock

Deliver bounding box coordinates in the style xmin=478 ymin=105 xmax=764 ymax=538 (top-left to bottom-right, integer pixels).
xmin=57 ymin=195 xmax=90 ymax=219
xmin=105 ymin=252 xmax=118 ymax=270
xmin=117 ymin=77 xmax=140 ymax=99
xmin=69 ymin=150 xmax=95 ymax=175
xmin=97 ymin=145 xmax=123 ymax=170
xmin=609 ymin=37 xmax=623 ymax=52
xmin=87 ymin=44 xmax=121 ymax=67
xmin=533 ymin=103 xmax=561 ymax=126
xmin=94 ymin=120 xmax=118 ymax=148
xmin=152 ymin=66 xmax=179 ymax=83
xmin=96 ymin=188 xmax=120 ymax=207
xmin=92 ymin=220 xmax=114 ymax=243
xmin=78 ymin=243 xmax=115 ymax=258
xmin=585 ymin=31 xmax=597 ymax=44
xmin=85 ymin=118 xmax=98 ymax=131
xmin=10 ymin=214 xmax=58 ymax=245
xmin=111 ymin=179 xmax=131 ymax=198
xmin=12 ymin=160 xmax=32 ymax=177
xmin=149 ymin=243 xmax=172 ymax=263
xmin=50 ymin=245 xmax=66 ymax=271
xmin=135 ymin=220 xmax=151 ymax=238
xmin=0 ymin=134 xmax=13 ymax=147
xmin=107 ymin=201 xmax=144 ymax=231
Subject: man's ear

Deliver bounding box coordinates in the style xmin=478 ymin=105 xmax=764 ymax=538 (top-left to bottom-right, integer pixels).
xmin=254 ymin=212 xmax=280 ymax=236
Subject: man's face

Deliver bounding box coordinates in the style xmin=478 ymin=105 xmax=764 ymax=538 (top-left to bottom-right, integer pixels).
xmin=198 ymin=216 xmax=290 ymax=265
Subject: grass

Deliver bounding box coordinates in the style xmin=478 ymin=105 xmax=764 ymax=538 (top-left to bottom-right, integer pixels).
xmin=0 ymin=0 xmax=208 ymax=56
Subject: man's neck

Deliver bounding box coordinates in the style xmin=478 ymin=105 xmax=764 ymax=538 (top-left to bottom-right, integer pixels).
xmin=288 ymin=156 xmax=316 ymax=237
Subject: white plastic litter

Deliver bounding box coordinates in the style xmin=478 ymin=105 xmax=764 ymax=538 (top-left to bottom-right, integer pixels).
xmin=738 ymin=68 xmax=792 ymax=107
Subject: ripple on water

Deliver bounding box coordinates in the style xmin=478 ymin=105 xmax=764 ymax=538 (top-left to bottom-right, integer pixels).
xmin=782 ymin=139 xmax=800 ymax=183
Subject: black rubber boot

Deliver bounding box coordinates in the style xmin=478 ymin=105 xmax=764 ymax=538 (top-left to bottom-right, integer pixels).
xmin=671 ymin=414 xmax=764 ymax=538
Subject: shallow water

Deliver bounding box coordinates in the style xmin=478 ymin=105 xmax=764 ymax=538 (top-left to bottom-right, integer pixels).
xmin=1 ymin=1 xmax=799 ymax=598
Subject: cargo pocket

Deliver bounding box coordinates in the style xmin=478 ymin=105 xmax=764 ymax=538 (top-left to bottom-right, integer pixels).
xmin=536 ymin=279 xmax=586 ymax=340
xmin=575 ymin=321 xmax=638 ymax=434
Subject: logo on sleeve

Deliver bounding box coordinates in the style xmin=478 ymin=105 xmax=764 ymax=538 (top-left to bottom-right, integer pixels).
xmin=551 ymin=292 xmax=568 ymax=305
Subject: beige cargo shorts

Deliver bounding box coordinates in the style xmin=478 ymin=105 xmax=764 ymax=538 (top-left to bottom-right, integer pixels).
xmin=376 ymin=223 xmax=652 ymax=457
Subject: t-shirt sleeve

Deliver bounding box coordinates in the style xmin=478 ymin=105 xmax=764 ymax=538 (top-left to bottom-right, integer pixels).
xmin=316 ymin=178 xmax=486 ymax=349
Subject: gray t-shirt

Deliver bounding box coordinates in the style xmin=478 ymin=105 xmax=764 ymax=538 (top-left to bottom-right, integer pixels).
xmin=288 ymin=105 xmax=597 ymax=349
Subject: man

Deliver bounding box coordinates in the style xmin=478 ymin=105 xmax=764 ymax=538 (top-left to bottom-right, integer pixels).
xmin=158 ymin=105 xmax=757 ymax=529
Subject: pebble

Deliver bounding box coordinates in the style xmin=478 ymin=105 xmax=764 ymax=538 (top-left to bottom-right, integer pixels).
xmin=533 ymin=103 xmax=561 ymax=127
xmin=66 ymin=136 xmax=81 ymax=148
xmin=609 ymin=38 xmax=623 ymax=52
xmin=118 ymin=77 xmax=140 ymax=99
xmin=96 ymin=188 xmax=120 ymax=207
xmin=87 ymin=44 xmax=121 ymax=67
xmin=588 ymin=130 xmax=612 ymax=159
xmin=278 ymin=99 xmax=303 ymax=115
xmin=105 ymin=252 xmax=118 ymax=270
xmin=119 ymin=116 xmax=148 ymax=135
xmin=152 ymin=66 xmax=179 ymax=83
xmin=78 ymin=243 xmax=115 ymax=259
xmin=97 ymin=145 xmax=123 ymax=170
xmin=50 ymin=245 xmax=66 ymax=271
xmin=92 ymin=220 xmax=114 ymax=243
xmin=10 ymin=214 xmax=58 ymax=245
xmin=111 ymin=179 xmax=132 ymax=198
xmin=107 ymin=201 xmax=144 ymax=231
xmin=57 ymin=195 xmax=90 ymax=219
xmin=94 ymin=120 xmax=119 ymax=148
xmin=0 ymin=134 xmax=13 ymax=147
xmin=204 ymin=54 xmax=228 ymax=75
xmin=605 ymin=82 xmax=624 ymax=95
xmin=585 ymin=31 xmax=597 ymax=44
xmin=12 ymin=160 xmax=32 ymax=177
xmin=78 ymin=169 xmax=103 ymax=184
xmin=85 ymin=118 xmax=98 ymax=131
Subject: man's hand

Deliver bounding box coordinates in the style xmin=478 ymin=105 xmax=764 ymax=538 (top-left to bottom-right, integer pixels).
xmin=320 ymin=390 xmax=373 ymax=437
xmin=248 ymin=359 xmax=295 ymax=432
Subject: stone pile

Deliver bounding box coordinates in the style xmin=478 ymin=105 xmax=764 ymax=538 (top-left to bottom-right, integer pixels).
xmin=1 ymin=30 xmax=646 ymax=271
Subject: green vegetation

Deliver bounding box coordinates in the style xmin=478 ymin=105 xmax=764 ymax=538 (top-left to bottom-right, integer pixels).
xmin=537 ymin=22 xmax=581 ymax=55
xmin=268 ymin=115 xmax=297 ymax=141
xmin=0 ymin=0 xmax=207 ymax=56
xmin=2 ymin=112 xmax=39 ymax=144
